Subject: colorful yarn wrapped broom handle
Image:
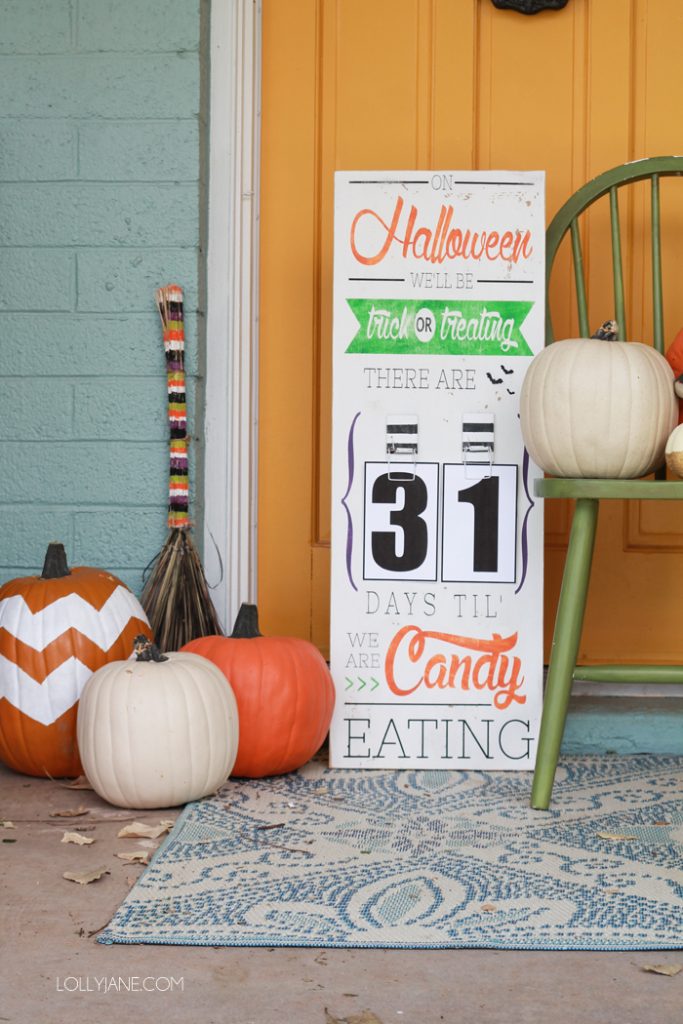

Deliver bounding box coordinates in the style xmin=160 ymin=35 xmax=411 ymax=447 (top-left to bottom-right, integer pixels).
xmin=155 ymin=284 xmax=190 ymax=530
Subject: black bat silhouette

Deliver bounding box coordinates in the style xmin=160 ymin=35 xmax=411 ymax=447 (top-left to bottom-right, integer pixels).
xmin=501 ymin=364 xmax=513 ymax=375
xmin=487 ymin=372 xmax=503 ymax=384
xmin=506 ymin=388 xmax=515 ymax=395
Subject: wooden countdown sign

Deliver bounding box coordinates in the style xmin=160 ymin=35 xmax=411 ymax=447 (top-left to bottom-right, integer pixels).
xmin=329 ymin=170 xmax=545 ymax=770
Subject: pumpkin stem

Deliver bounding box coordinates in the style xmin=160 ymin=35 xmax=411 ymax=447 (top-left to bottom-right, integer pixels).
xmin=591 ymin=319 xmax=619 ymax=341
xmin=230 ymin=603 xmax=262 ymax=639
xmin=40 ymin=542 xmax=71 ymax=579
xmin=133 ymin=634 xmax=169 ymax=662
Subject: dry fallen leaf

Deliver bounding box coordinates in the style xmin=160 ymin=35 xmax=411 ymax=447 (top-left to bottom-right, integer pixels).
xmin=61 ymin=831 xmax=95 ymax=846
xmin=642 ymin=964 xmax=683 ymax=977
xmin=50 ymin=806 xmax=89 ymax=818
xmin=61 ymin=776 xmax=94 ymax=791
xmin=62 ymin=866 xmax=110 ymax=885
xmin=117 ymin=820 xmax=174 ymax=840
xmin=1 ymin=820 xmax=16 ymax=829
xmin=596 ymin=831 xmax=637 ymax=842
xmin=325 ymin=1013 xmax=385 ymax=1024
xmin=94 ymin=810 xmax=139 ymax=819
xmin=116 ymin=850 xmax=150 ymax=865
xmin=87 ymin=918 xmax=114 ymax=939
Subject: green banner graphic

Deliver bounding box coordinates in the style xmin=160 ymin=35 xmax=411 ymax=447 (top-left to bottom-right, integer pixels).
xmin=345 ymin=298 xmax=533 ymax=356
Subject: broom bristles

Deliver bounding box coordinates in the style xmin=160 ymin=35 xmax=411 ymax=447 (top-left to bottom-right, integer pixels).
xmin=141 ymin=530 xmax=223 ymax=652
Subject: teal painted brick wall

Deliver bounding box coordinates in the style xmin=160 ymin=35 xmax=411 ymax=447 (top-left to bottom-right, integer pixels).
xmin=0 ymin=0 xmax=204 ymax=596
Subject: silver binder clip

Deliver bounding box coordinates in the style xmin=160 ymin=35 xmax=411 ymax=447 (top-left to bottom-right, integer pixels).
xmin=462 ymin=413 xmax=494 ymax=478
xmin=386 ymin=414 xmax=418 ymax=481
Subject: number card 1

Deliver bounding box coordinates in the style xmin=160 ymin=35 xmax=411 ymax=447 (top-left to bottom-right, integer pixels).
xmin=329 ymin=170 xmax=545 ymax=771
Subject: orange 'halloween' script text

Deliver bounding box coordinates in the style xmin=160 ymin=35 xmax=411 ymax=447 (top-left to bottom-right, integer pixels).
xmin=350 ymin=196 xmax=533 ymax=267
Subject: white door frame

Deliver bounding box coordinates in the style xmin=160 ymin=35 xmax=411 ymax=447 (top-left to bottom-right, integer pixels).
xmin=204 ymin=0 xmax=261 ymax=632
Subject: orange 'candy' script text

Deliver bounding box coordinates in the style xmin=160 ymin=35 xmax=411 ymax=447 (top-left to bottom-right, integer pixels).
xmin=385 ymin=625 xmax=526 ymax=710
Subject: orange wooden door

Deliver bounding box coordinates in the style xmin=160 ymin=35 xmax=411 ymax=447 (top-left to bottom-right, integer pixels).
xmin=258 ymin=0 xmax=683 ymax=665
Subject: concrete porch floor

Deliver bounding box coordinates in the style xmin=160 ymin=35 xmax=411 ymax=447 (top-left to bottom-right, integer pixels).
xmin=1 ymin=760 xmax=681 ymax=1024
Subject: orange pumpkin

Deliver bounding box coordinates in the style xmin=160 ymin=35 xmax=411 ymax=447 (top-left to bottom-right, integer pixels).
xmin=182 ymin=604 xmax=335 ymax=778
xmin=0 ymin=542 xmax=152 ymax=778
xmin=665 ymin=327 xmax=683 ymax=425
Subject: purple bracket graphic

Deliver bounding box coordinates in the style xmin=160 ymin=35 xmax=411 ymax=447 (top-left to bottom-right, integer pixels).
xmin=514 ymin=447 xmax=534 ymax=595
xmin=341 ymin=412 xmax=361 ymax=591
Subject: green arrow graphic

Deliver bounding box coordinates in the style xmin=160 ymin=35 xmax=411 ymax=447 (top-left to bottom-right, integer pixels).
xmin=344 ymin=676 xmax=382 ymax=692
xmin=345 ymin=298 xmax=533 ymax=356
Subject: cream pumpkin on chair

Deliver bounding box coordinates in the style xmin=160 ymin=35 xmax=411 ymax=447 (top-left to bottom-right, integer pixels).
xmin=665 ymin=423 xmax=683 ymax=478
xmin=520 ymin=332 xmax=676 ymax=478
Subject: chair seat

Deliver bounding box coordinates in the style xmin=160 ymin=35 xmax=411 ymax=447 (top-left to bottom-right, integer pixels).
xmin=535 ymin=477 xmax=683 ymax=500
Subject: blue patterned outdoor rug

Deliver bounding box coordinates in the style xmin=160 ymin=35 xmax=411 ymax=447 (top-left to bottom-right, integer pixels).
xmin=100 ymin=755 xmax=683 ymax=950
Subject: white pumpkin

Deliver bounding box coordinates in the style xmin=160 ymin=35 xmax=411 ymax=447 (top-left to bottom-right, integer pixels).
xmin=665 ymin=423 xmax=683 ymax=478
xmin=77 ymin=646 xmax=239 ymax=809
xmin=520 ymin=338 xmax=676 ymax=478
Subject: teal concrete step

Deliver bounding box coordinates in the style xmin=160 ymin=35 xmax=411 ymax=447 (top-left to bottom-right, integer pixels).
xmin=561 ymin=697 xmax=683 ymax=755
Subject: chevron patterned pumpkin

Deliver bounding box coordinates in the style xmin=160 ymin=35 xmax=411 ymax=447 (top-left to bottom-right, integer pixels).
xmin=0 ymin=543 xmax=152 ymax=778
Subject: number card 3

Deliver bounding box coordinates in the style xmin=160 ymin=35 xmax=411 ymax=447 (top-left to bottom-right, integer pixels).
xmin=441 ymin=464 xmax=517 ymax=583
xmin=363 ymin=462 xmax=439 ymax=581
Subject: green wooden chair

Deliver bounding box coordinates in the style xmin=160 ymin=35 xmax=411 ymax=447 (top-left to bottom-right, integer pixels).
xmin=531 ymin=156 xmax=683 ymax=810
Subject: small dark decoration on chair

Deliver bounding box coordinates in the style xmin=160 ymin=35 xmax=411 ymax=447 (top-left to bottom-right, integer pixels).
xmin=491 ymin=0 xmax=569 ymax=13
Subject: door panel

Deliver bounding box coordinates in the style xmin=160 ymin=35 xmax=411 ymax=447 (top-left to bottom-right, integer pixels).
xmin=259 ymin=0 xmax=683 ymax=664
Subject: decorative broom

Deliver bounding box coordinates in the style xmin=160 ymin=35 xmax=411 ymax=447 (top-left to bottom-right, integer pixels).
xmin=140 ymin=284 xmax=223 ymax=651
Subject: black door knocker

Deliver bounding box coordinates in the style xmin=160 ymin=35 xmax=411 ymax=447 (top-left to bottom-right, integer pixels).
xmin=491 ymin=0 xmax=569 ymax=13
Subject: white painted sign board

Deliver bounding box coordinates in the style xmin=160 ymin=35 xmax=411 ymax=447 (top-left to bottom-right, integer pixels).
xmin=329 ymin=170 xmax=545 ymax=770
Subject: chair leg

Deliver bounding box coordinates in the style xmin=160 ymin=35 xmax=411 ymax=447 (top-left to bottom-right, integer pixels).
xmin=530 ymin=497 xmax=599 ymax=810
